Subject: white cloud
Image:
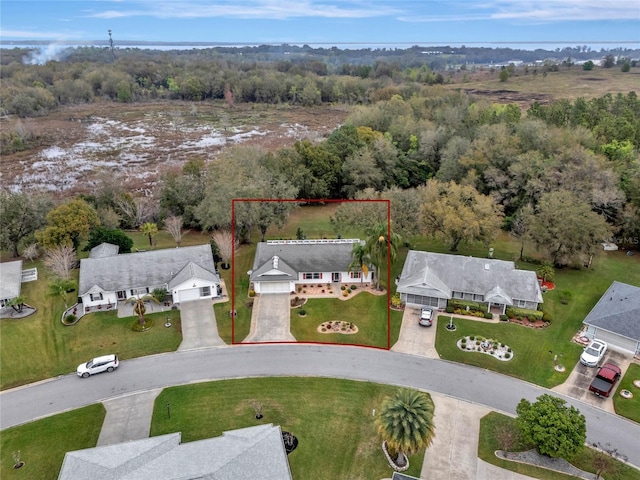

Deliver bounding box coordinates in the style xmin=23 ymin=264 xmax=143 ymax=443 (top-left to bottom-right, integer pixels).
xmin=87 ymin=0 xmax=401 ymax=20
xmin=0 ymin=29 xmax=81 ymax=40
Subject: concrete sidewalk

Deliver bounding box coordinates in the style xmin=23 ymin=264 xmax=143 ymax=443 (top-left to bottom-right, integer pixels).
xmin=178 ymin=299 xmax=226 ymax=351
xmin=97 ymin=389 xmax=162 ymax=446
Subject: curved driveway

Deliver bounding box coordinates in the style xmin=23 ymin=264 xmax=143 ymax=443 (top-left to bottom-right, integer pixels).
xmin=2 ymin=344 xmax=639 ymax=468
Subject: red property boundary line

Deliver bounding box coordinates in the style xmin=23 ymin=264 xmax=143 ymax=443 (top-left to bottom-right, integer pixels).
xmin=231 ymin=198 xmax=392 ymax=350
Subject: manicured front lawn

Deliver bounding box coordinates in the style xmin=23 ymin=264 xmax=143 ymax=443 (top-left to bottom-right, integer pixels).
xmin=478 ymin=412 xmax=640 ymax=480
xmin=613 ymin=363 xmax=640 ymax=423
xmin=0 ymin=404 xmax=105 ymax=480
xmin=290 ymin=291 xmax=401 ymax=348
xmin=150 ymin=377 xmax=425 ymax=479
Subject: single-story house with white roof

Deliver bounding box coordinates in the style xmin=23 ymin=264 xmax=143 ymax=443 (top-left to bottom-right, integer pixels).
xmin=58 ymin=424 xmax=293 ymax=480
xmin=78 ymin=243 xmax=220 ymax=308
xmin=582 ymin=281 xmax=640 ymax=355
xmin=250 ymin=239 xmax=373 ymax=294
xmin=0 ymin=260 xmax=22 ymax=308
xmin=397 ymin=251 xmax=543 ymax=314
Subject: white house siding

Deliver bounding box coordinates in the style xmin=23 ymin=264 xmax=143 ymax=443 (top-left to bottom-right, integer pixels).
xmin=585 ymin=325 xmax=639 ymax=354
xmin=172 ymin=278 xmax=218 ymax=303
xmin=296 ymin=271 xmax=373 ymax=285
xmin=80 ymin=289 xmax=118 ymax=309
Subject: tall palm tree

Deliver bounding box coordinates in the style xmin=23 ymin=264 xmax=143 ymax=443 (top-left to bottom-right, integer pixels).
xmin=376 ymin=389 xmax=436 ymax=468
xmin=365 ymin=223 xmax=401 ymax=290
xmin=140 ymin=222 xmax=158 ymax=248
xmin=126 ymin=294 xmax=161 ymax=326
xmin=348 ymin=242 xmax=370 ymax=286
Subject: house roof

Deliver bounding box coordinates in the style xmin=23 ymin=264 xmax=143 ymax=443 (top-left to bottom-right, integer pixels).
xmin=0 ymin=260 xmax=22 ymax=300
xmin=397 ymin=251 xmax=543 ymax=305
xmin=58 ymin=425 xmax=293 ymax=480
xmin=89 ymin=243 xmax=119 ymax=258
xmin=583 ymin=281 xmax=640 ymax=342
xmin=79 ymin=244 xmax=219 ymax=295
xmin=250 ymin=239 xmax=365 ymax=282
xmin=167 ymin=261 xmax=219 ymax=290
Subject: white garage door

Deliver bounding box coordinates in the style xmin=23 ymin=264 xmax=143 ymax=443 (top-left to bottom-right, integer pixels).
xmin=260 ymin=282 xmax=291 ymax=294
xmin=595 ymin=329 xmax=638 ymax=353
xmin=178 ymin=288 xmax=201 ymax=302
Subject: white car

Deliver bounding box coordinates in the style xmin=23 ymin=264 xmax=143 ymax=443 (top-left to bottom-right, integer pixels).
xmin=580 ymin=340 xmax=607 ymax=367
xmin=77 ymin=354 xmax=119 ymax=378
xmin=419 ymin=307 xmax=433 ymax=327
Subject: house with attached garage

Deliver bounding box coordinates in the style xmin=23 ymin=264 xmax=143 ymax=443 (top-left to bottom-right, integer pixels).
xmin=396 ymin=250 xmax=543 ymax=314
xmin=582 ymin=281 xmax=640 ymax=356
xmin=249 ymin=239 xmax=373 ymax=294
xmin=78 ymin=243 xmax=220 ymax=310
xmin=0 ymin=260 xmax=23 ymax=308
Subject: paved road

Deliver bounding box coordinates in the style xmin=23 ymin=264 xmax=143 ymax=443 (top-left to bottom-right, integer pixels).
xmin=1 ymin=345 xmax=639 ymax=469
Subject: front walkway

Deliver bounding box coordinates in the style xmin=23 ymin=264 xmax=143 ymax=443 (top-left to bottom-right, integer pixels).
xmin=97 ymin=389 xmax=162 ymax=446
xmin=244 ymin=294 xmax=296 ymax=343
xmin=178 ymin=299 xmax=226 ymax=351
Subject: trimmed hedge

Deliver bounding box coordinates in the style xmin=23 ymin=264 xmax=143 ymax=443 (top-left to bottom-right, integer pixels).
xmin=505 ymin=306 xmax=544 ymax=321
xmin=448 ymin=299 xmax=488 ymax=311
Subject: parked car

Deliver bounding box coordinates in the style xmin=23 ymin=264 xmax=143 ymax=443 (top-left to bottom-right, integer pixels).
xmin=77 ymin=354 xmax=119 ymax=378
xmin=588 ymin=363 xmax=622 ymax=397
xmin=580 ymin=340 xmax=607 ymax=367
xmin=419 ymin=307 xmax=433 ymax=327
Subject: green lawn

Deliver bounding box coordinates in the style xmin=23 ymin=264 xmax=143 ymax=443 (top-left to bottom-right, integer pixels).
xmin=0 ymin=404 xmax=105 ymax=480
xmin=613 ymin=363 xmax=640 ymax=423
xmin=478 ymin=412 xmax=640 ymax=480
xmin=150 ymin=377 xmax=425 ymax=479
xmin=290 ymin=291 xmax=401 ymax=348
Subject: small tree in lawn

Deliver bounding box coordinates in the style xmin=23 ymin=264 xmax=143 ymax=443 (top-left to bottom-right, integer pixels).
xmin=211 ymin=229 xmax=237 ymax=269
xmin=43 ymin=245 xmax=77 ymax=279
xmin=47 ymin=279 xmax=77 ymax=309
xmin=536 ymin=262 xmax=555 ymax=283
xmin=516 ymin=394 xmax=586 ymax=460
xmin=376 ymin=389 xmax=435 ymax=469
xmin=365 ymin=223 xmax=401 ymax=290
xmin=127 ymin=294 xmax=161 ymax=327
xmin=6 ymin=295 xmax=27 ymax=313
xmin=348 ymin=242 xmax=370 ymax=286
xmin=164 ymin=215 xmax=184 ymax=247
xmin=140 ymin=222 xmax=158 ymax=248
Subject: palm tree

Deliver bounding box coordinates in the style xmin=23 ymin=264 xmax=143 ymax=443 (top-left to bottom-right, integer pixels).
xmin=365 ymin=223 xmax=401 ymax=290
xmin=140 ymin=222 xmax=158 ymax=248
xmin=126 ymin=294 xmax=161 ymax=326
xmin=47 ymin=279 xmax=77 ymax=309
xmin=6 ymin=295 xmax=27 ymax=313
xmin=376 ymin=389 xmax=436 ymax=468
xmin=348 ymin=242 xmax=370 ymax=286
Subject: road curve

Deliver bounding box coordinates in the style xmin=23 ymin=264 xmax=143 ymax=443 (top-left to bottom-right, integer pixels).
xmin=1 ymin=344 xmax=639 ymax=468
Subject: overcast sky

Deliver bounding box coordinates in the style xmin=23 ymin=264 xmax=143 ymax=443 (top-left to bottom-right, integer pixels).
xmin=1 ymin=0 xmax=639 ymax=49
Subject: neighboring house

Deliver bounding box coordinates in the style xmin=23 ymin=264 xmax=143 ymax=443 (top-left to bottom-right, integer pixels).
xmin=250 ymin=239 xmax=374 ymax=294
xmin=78 ymin=243 xmax=220 ymax=309
xmin=58 ymin=424 xmax=293 ymax=480
xmin=397 ymin=251 xmax=543 ymax=314
xmin=582 ymin=281 xmax=640 ymax=355
xmin=0 ymin=260 xmax=22 ymax=308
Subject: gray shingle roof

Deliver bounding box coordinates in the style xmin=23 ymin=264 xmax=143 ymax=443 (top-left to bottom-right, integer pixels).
xmin=0 ymin=260 xmax=22 ymax=300
xmin=397 ymin=251 xmax=543 ymax=304
xmin=89 ymin=243 xmax=120 ymax=258
xmin=58 ymin=425 xmax=293 ymax=480
xmin=583 ymin=281 xmax=640 ymax=341
xmin=250 ymin=240 xmax=366 ymax=282
xmin=79 ymin=244 xmax=218 ymax=295
xmin=250 ymin=255 xmax=298 ymax=282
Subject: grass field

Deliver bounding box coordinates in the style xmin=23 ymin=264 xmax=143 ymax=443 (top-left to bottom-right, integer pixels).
xmin=478 ymin=412 xmax=640 ymax=480
xmin=150 ymin=377 xmax=425 ymax=479
xmin=613 ymin=363 xmax=640 ymax=423
xmin=0 ymin=404 xmax=105 ymax=480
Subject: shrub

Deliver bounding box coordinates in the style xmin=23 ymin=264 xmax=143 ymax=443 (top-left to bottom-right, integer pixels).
xmin=445 ymin=305 xmax=454 ymax=313
xmin=391 ymin=293 xmax=402 ymax=308
xmin=542 ymin=311 xmax=552 ymax=322
xmin=507 ymin=306 xmax=544 ymax=321
xmin=469 ymin=335 xmax=475 ymax=340
xmin=152 ymin=288 xmax=168 ymax=303
xmin=63 ymin=314 xmax=77 ymax=325
xmin=248 ymin=289 xmax=256 ymax=297
xmin=484 ymin=312 xmax=493 ymax=319
xmin=297 ymin=286 xmax=302 ymax=293
xmin=341 ymin=285 xmax=346 ymax=290
xmin=500 ymin=314 xmax=508 ymax=321
xmin=350 ymin=285 xmax=356 ymax=290
xmin=302 ymin=290 xmax=306 ymax=294
xmin=343 ymin=291 xmax=349 ymax=297
xmin=448 ymin=299 xmax=488 ymax=311
xmin=505 ymin=353 xmax=511 ymax=359
xmin=299 ymin=309 xmax=306 ymax=316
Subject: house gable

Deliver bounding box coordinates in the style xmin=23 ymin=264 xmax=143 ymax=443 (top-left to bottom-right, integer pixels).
xmin=583 ymin=281 xmax=640 ymax=342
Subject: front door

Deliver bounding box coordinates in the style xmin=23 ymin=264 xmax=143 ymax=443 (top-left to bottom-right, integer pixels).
xmin=332 ymin=272 xmax=340 ymax=282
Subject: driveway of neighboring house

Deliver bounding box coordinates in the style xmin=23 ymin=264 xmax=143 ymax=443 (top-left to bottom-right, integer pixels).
xmin=391 ymin=306 xmax=439 ymax=358
xmin=178 ymin=299 xmax=226 ymax=351
xmin=244 ymin=294 xmax=296 ymax=343
xmin=551 ymin=348 xmax=632 ymax=413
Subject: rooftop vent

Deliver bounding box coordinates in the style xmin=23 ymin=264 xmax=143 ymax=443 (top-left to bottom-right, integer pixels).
xmin=273 ymin=256 xmax=279 ymax=269
xmin=484 ymin=264 xmax=490 ymax=271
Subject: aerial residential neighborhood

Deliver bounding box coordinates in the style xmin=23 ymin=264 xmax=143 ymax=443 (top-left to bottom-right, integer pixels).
xmin=1 ymin=1 xmax=640 ymax=479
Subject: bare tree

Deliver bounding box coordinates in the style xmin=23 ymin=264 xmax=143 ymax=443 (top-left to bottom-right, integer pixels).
xmin=21 ymin=243 xmax=40 ymax=261
xmin=494 ymin=423 xmax=520 ymax=456
xmin=43 ymin=245 xmax=76 ymax=279
xmin=164 ymin=215 xmax=185 ymax=247
xmin=116 ymin=196 xmax=158 ymax=228
xmin=211 ymin=229 xmax=237 ymax=269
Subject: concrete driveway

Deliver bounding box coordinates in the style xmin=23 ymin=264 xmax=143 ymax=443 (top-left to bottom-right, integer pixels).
xmin=177 ymin=299 xmax=225 ymax=351
xmin=551 ymin=349 xmax=632 ymax=413
xmin=391 ymin=306 xmax=439 ymax=358
xmin=244 ymin=294 xmax=296 ymax=343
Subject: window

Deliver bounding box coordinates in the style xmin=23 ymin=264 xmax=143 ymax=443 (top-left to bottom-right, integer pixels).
xmin=90 ymin=292 xmax=103 ymax=302
xmin=452 ymin=291 xmax=463 ymax=299
xmin=517 ymin=299 xmax=527 ymax=308
xmin=473 ymin=294 xmax=484 ymax=302
xmin=303 ymin=273 xmax=321 ymax=280
xmin=350 ymin=271 xmax=361 ymax=279
xmin=200 ymin=286 xmax=211 ymax=297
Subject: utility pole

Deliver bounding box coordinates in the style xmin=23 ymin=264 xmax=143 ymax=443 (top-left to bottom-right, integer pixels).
xmin=108 ymin=29 xmax=116 ymax=61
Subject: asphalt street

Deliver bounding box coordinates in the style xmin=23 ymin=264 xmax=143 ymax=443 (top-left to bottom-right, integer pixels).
xmin=1 ymin=344 xmax=639 ymax=469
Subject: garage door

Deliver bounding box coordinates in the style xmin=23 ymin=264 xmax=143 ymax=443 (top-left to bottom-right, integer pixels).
xmin=595 ymin=328 xmax=638 ymax=353
xmin=178 ymin=288 xmax=201 ymax=302
xmin=260 ymin=282 xmax=291 ymax=294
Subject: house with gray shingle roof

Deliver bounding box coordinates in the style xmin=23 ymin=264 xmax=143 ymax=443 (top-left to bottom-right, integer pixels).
xmin=78 ymin=244 xmax=220 ymax=309
xmin=58 ymin=424 xmax=293 ymax=480
xmin=0 ymin=260 xmax=23 ymax=308
xmin=250 ymin=239 xmax=373 ymax=294
xmin=582 ymin=281 xmax=640 ymax=355
xmin=397 ymin=251 xmax=543 ymax=314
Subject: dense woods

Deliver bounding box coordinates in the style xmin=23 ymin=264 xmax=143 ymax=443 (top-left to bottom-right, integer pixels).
xmin=1 ymin=45 xmax=639 ymax=268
